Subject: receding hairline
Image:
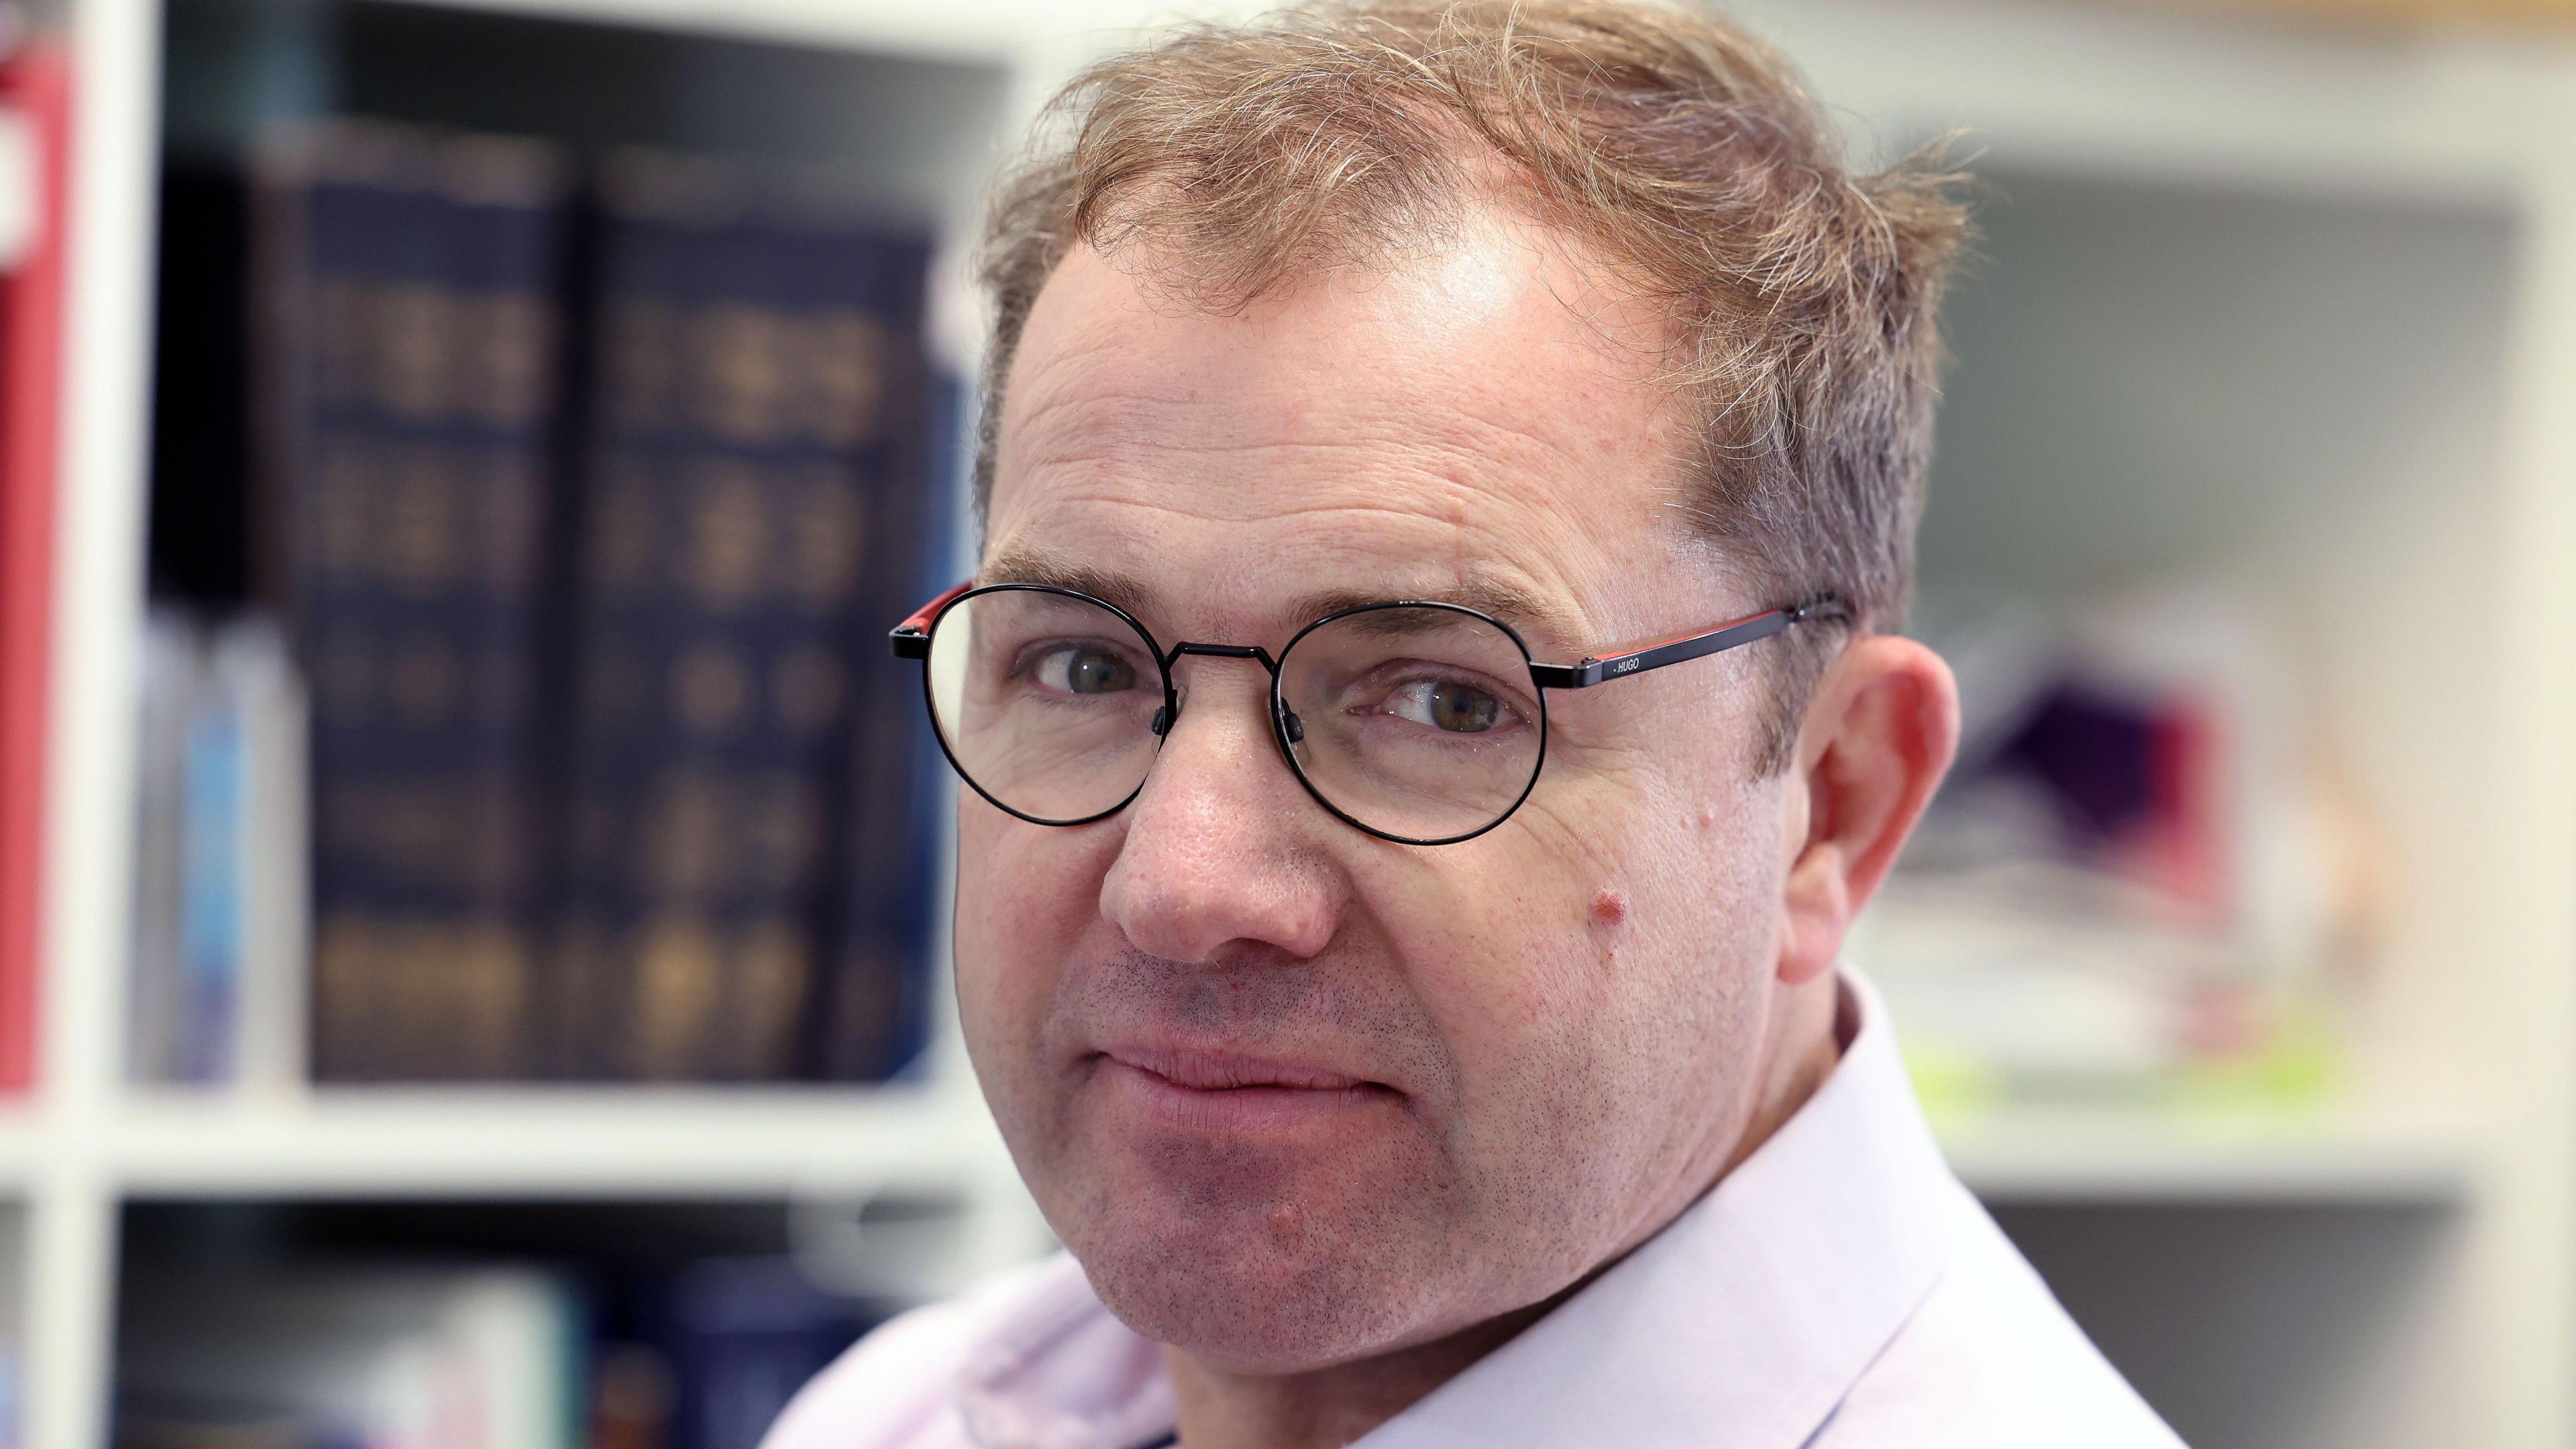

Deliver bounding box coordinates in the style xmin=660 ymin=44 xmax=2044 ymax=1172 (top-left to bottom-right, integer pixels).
xmin=969 ymin=0 xmax=1971 ymax=770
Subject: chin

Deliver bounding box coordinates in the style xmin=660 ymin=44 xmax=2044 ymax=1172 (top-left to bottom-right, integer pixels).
xmin=1077 ymin=1212 xmax=1426 ymax=1371
xmin=1049 ymin=1156 xmax=1454 ymax=1371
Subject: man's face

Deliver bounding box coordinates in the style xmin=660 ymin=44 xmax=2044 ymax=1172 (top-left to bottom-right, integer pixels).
xmin=957 ymin=215 xmax=1799 ymax=1371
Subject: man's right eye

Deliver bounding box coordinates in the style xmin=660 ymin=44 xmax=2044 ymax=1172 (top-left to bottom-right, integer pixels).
xmin=1030 ymin=645 xmax=1139 ymax=696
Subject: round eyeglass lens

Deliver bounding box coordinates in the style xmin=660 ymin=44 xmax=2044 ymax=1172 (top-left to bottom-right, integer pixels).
xmin=1277 ymin=605 xmax=1544 ymax=842
xmin=926 ymin=588 xmax=1165 ymax=824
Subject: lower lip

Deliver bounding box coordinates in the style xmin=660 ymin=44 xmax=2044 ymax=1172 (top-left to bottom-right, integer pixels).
xmin=1095 ymin=1058 xmax=1397 ymax=1136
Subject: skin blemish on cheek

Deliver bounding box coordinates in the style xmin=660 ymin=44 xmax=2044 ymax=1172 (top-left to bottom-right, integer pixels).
xmin=1589 ymin=887 xmax=1629 ymax=928
xmin=1269 ymin=1201 xmax=1304 ymax=1240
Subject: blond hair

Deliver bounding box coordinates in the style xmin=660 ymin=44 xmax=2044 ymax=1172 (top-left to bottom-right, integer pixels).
xmin=977 ymin=0 xmax=1970 ymax=765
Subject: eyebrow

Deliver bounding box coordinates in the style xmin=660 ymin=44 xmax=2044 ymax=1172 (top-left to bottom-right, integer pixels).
xmin=977 ymin=545 xmax=1158 ymax=622
xmin=1286 ymin=580 xmax=1585 ymax=655
xmin=977 ymin=545 xmax=1589 ymax=655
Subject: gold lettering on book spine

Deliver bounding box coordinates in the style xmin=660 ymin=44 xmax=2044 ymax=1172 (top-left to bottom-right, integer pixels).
xmin=684 ymin=461 xmax=769 ymax=610
xmin=458 ymin=769 xmax=532 ymax=905
xmin=375 ymin=282 xmax=460 ymax=421
xmin=313 ymin=439 xmax=376 ymax=578
xmin=313 ymin=914 xmax=382 ymax=1077
xmin=606 ymin=299 xmax=680 ymax=429
xmin=691 ymin=304 xmax=792 ymax=445
xmin=314 ymin=622 xmax=376 ymax=724
xmin=634 ymin=914 xmax=724 ymax=1078
xmin=804 ymin=309 xmax=891 ymax=447
xmin=647 ymin=769 xmax=730 ymax=902
xmin=451 ymin=920 xmax=534 ymax=1078
xmin=769 ymin=646 xmax=847 ymax=738
xmin=313 ymin=276 xmax=372 ymax=407
xmin=669 ymin=644 xmax=752 ymax=739
xmin=784 ymin=462 xmax=863 ymax=612
xmin=731 ymin=919 xmax=811 ymax=1078
xmin=381 ymin=445 xmax=459 ymax=595
xmin=466 ymin=292 xmax=557 ymax=428
xmin=476 ymin=451 xmax=546 ymax=593
xmin=386 ymin=631 xmax=462 ymax=729
xmin=744 ymin=769 xmax=822 ymax=887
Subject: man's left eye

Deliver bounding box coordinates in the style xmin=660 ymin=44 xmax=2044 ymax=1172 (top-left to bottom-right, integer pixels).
xmin=1384 ymin=679 xmax=1507 ymax=733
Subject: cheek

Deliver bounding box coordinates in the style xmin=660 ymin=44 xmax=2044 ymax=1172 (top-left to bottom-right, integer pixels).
xmin=953 ymin=804 xmax=1118 ymax=1067
xmin=1379 ymin=826 xmax=1642 ymax=1158
xmin=1385 ymin=771 xmax=1774 ymax=1191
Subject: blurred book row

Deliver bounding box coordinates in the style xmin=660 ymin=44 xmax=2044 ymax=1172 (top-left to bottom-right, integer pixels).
xmin=119 ymin=1255 xmax=875 ymax=1449
xmin=1856 ymin=584 xmax=2384 ymax=1113
xmin=131 ymin=118 xmax=956 ymax=1085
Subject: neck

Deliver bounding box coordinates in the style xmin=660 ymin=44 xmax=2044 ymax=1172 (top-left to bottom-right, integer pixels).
xmin=1163 ymin=972 xmax=1847 ymax=1449
xmin=1163 ymin=1301 xmax=1550 ymax=1449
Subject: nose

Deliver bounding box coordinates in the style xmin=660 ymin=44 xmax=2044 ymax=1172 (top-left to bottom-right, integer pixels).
xmin=1097 ymin=661 xmax=1342 ymax=965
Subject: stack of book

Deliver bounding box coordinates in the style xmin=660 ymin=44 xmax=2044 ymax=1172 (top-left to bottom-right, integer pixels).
xmin=129 ymin=118 xmax=953 ymax=1085
xmin=1856 ymin=585 xmax=2368 ymax=1112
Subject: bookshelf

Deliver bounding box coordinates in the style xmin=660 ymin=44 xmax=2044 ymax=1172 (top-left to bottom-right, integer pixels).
xmin=13 ymin=1 xmax=2576 ymax=1448
xmin=1758 ymin=3 xmax=2576 ymax=1446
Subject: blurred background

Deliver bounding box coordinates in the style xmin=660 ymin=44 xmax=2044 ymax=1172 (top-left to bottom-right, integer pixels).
xmin=2 ymin=0 xmax=2575 ymax=1446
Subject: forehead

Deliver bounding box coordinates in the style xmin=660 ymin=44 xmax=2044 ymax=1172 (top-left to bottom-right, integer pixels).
xmin=988 ymin=215 xmax=1695 ymax=647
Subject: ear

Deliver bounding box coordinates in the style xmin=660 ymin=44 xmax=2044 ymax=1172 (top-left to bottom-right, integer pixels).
xmin=1776 ymin=635 xmax=1961 ymax=987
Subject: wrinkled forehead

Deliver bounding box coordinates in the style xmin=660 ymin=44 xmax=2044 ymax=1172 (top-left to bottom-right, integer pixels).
xmin=985 ymin=228 xmax=1696 ymax=653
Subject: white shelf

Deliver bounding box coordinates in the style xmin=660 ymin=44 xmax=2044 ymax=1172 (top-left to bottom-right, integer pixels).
xmin=0 ymin=1087 xmax=2485 ymax=1209
xmin=0 ymin=1111 xmax=42 ymax=1191
xmin=103 ymin=1085 xmax=1010 ymax=1199
xmin=1937 ymin=1108 xmax=2475 ymax=1205
xmin=83 ymin=1091 xmax=2477 ymax=1207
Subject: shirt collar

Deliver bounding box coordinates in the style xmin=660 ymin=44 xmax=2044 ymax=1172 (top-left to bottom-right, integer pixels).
xmin=1352 ymin=969 xmax=1965 ymax=1449
xmin=955 ymin=969 xmax=1966 ymax=1449
xmin=955 ymin=1260 xmax=1174 ymax=1449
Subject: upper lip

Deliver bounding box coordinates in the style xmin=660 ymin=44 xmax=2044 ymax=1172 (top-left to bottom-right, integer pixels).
xmin=1102 ymin=1044 xmax=1377 ymax=1092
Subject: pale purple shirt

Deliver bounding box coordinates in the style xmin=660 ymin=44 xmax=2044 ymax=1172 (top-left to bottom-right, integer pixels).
xmin=763 ymin=972 xmax=2186 ymax=1448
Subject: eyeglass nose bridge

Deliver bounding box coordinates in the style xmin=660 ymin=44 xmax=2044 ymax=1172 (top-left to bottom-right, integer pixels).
xmin=1163 ymin=641 xmax=1280 ymax=671
xmin=1148 ymin=641 xmax=1301 ymax=745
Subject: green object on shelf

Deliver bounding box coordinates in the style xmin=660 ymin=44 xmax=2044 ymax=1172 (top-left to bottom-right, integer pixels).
xmin=1902 ymin=993 xmax=2346 ymax=1125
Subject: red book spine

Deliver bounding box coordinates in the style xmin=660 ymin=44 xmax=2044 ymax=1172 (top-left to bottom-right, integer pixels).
xmin=0 ymin=38 xmax=74 ymax=1095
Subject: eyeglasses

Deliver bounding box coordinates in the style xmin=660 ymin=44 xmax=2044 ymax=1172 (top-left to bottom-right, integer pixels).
xmin=891 ymin=582 xmax=1850 ymax=847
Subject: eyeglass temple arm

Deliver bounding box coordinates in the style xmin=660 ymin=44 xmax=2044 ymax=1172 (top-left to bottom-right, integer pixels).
xmin=1527 ymin=596 xmax=1852 ymax=690
xmin=891 ymin=580 xmax=975 ymax=660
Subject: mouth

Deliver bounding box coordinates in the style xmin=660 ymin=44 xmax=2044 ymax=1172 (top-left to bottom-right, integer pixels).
xmin=1092 ymin=1046 xmax=1401 ymax=1135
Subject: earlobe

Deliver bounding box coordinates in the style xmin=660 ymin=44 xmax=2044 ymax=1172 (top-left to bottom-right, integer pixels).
xmin=1778 ymin=840 xmax=1849 ymax=985
xmin=1776 ymin=637 xmax=1961 ymax=986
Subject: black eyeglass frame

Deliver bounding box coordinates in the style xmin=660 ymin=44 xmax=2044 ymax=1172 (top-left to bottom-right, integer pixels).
xmin=891 ymin=580 xmax=1851 ymax=847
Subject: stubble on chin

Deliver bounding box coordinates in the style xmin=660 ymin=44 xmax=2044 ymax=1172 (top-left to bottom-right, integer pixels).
xmin=1009 ymin=953 xmax=1482 ymax=1368
xmin=1069 ymin=1148 xmax=1461 ymax=1369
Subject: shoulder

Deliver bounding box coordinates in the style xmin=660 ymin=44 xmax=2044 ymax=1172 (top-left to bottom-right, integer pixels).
xmin=1812 ymin=1186 xmax=2188 ymax=1449
xmin=760 ymin=1256 xmax=1071 ymax=1449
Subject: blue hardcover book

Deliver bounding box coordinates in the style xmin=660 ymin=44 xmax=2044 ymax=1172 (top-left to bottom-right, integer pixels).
xmin=551 ymin=152 xmax=935 ymax=1081
xmin=254 ymin=121 xmax=577 ymax=1080
xmin=658 ymin=1258 xmax=875 ymax=1449
xmin=815 ymin=368 xmax=962 ymax=1083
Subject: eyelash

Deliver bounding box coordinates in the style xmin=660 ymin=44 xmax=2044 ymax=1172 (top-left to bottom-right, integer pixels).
xmin=1352 ymin=665 xmax=1533 ymax=731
